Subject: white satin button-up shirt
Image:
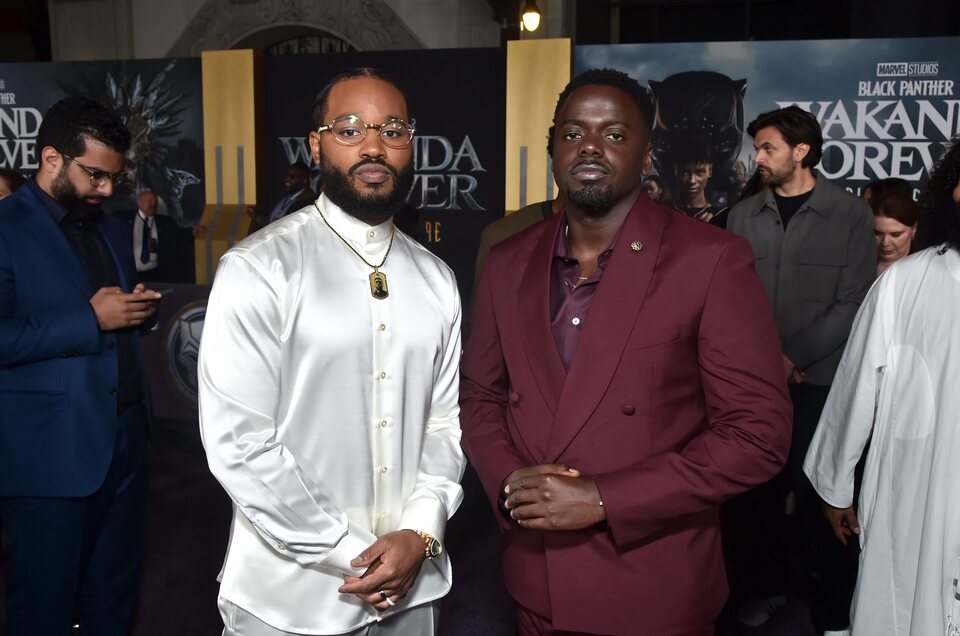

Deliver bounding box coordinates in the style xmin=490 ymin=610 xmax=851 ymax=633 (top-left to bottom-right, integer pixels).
xmin=199 ymin=194 xmax=465 ymax=634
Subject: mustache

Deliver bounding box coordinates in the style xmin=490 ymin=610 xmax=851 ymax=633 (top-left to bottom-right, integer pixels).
xmin=349 ymin=158 xmax=400 ymax=178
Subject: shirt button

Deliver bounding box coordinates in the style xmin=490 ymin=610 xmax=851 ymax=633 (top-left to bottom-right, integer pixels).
xmin=571 ymin=317 xmax=581 ymax=326
xmin=368 ymin=231 xmax=375 ymax=238
xmin=277 ymin=542 xmax=286 ymax=551
xmin=379 ymin=419 xmax=388 ymax=428
xmin=379 ymin=324 xmax=386 ymax=332
xmin=379 ymin=371 xmax=387 ymax=379
xmin=380 ymin=466 xmax=389 ymax=474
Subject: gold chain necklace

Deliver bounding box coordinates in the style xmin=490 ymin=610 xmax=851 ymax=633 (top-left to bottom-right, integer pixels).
xmin=315 ymin=203 xmax=394 ymax=299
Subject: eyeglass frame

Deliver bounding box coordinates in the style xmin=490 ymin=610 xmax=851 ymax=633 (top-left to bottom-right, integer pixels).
xmin=59 ymin=151 xmax=128 ymax=187
xmin=315 ymin=115 xmax=416 ymax=149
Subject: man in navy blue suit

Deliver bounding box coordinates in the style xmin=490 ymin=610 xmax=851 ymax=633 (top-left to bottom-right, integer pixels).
xmin=0 ymin=97 xmax=161 ymax=634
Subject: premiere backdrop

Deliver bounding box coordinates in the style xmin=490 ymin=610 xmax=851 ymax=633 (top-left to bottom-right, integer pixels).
xmin=576 ymin=37 xmax=960 ymax=204
xmin=0 ymin=58 xmax=205 ymax=226
xmin=264 ymin=47 xmax=506 ymax=302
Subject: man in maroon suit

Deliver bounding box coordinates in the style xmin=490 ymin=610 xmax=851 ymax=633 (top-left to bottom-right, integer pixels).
xmin=460 ymin=68 xmax=793 ymax=635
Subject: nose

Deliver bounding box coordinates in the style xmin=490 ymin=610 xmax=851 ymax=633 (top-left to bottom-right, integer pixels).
xmin=358 ymin=128 xmax=387 ymax=159
xmin=97 ymin=180 xmax=114 ymax=197
xmin=578 ymin=131 xmax=603 ymax=157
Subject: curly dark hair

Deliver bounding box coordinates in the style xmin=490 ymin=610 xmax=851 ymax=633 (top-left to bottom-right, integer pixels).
xmin=311 ymin=67 xmax=407 ymax=129
xmin=0 ymin=167 xmax=26 ymax=194
xmin=918 ymin=137 xmax=960 ymax=250
xmin=36 ymin=97 xmax=131 ymax=158
xmin=548 ymin=68 xmax=653 ymax=158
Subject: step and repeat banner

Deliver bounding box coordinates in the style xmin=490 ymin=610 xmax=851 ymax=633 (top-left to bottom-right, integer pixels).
xmin=0 ymin=58 xmax=205 ymax=226
xmin=576 ymin=36 xmax=960 ymax=206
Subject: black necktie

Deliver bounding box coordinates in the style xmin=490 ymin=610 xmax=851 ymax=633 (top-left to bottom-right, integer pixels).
xmin=140 ymin=217 xmax=151 ymax=264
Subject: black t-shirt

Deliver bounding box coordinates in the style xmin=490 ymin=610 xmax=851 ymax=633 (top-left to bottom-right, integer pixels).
xmin=773 ymin=189 xmax=814 ymax=229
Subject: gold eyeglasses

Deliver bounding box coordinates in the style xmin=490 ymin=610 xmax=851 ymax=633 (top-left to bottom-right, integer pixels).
xmin=60 ymin=151 xmax=128 ymax=187
xmin=316 ymin=115 xmax=415 ymax=149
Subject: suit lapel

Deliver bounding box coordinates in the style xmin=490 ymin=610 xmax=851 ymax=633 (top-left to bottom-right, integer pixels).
xmin=546 ymin=196 xmax=668 ymax=460
xmin=516 ymin=212 xmax=567 ymax=418
xmin=16 ymin=188 xmax=94 ymax=296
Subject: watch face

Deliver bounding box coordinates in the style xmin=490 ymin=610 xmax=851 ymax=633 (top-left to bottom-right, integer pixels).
xmin=429 ymin=538 xmax=442 ymax=558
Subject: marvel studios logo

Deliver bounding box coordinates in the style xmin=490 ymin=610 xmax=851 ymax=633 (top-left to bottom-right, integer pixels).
xmin=876 ymin=62 xmax=939 ymax=77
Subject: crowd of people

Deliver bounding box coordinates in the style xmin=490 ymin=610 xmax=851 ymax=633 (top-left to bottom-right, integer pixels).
xmin=0 ymin=65 xmax=959 ymax=636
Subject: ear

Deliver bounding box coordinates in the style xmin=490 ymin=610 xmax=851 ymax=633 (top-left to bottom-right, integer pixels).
xmin=39 ymin=146 xmax=62 ymax=174
xmin=793 ymin=142 xmax=810 ymax=165
xmin=308 ymin=132 xmax=323 ymax=166
xmin=706 ymin=164 xmax=713 ymax=177
xmin=642 ymin=144 xmax=653 ymax=177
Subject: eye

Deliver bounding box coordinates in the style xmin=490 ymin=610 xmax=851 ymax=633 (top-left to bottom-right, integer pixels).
xmin=605 ymin=131 xmax=625 ymax=142
xmin=562 ymin=130 xmax=582 ymax=141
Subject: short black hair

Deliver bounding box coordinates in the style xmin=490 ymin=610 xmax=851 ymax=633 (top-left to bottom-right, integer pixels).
xmin=289 ymin=161 xmax=310 ymax=176
xmin=747 ymin=105 xmax=823 ymax=168
xmin=642 ymin=174 xmax=663 ymax=189
xmin=552 ymin=68 xmax=654 ymax=136
xmin=311 ymin=67 xmax=407 ymax=129
xmin=0 ymin=167 xmax=25 ymax=193
xmin=919 ymin=137 xmax=960 ymax=249
xmin=36 ymin=96 xmax=131 ymax=158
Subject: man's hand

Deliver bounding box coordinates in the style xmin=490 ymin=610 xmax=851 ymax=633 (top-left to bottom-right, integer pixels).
xmin=90 ymin=285 xmax=161 ymax=331
xmin=503 ymin=471 xmax=605 ymax=531
xmin=784 ymin=355 xmax=805 ymax=384
xmin=338 ymin=530 xmax=427 ymax=611
xmin=501 ymin=463 xmax=580 ymax=497
xmin=822 ymin=502 xmax=860 ymax=546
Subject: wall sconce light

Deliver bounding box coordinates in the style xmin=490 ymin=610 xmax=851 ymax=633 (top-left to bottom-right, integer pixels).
xmin=521 ymin=0 xmax=542 ymax=32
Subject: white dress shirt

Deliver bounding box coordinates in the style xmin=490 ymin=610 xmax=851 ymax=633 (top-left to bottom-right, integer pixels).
xmin=804 ymin=246 xmax=960 ymax=636
xmin=133 ymin=211 xmax=158 ymax=272
xmin=199 ymin=194 xmax=466 ymax=634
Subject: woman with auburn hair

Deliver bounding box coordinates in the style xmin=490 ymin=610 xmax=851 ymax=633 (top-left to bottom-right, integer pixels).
xmin=873 ymin=192 xmax=919 ymax=276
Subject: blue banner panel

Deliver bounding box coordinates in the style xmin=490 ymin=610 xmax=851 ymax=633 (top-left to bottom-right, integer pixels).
xmin=0 ymin=58 xmax=205 ymax=226
xmin=576 ymin=37 xmax=960 ymax=202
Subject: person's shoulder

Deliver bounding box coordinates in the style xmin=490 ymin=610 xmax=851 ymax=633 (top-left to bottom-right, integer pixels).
xmin=0 ymin=184 xmax=38 ymax=225
xmin=480 ymin=203 xmax=549 ymax=245
xmin=727 ymin=189 xmax=768 ymax=221
xmin=665 ymin=207 xmax=751 ymax=257
xmin=398 ymin=229 xmax=457 ymax=280
xmin=812 ymin=176 xmax=869 ymax=214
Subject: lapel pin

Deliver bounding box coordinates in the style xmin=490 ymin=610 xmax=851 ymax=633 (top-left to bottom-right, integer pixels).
xmin=630 ymin=240 xmax=643 ymax=252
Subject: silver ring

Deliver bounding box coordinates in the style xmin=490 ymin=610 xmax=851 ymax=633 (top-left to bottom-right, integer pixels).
xmin=385 ymin=596 xmax=396 ymax=607
xmin=378 ymin=590 xmax=389 ymax=601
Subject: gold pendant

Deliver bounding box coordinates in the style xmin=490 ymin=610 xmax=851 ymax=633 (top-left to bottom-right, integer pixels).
xmin=369 ymin=270 xmax=389 ymax=299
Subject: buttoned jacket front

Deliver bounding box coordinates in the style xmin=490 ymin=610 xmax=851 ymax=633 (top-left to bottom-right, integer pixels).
xmin=461 ymin=194 xmax=792 ymax=635
xmin=726 ymin=174 xmax=876 ymax=385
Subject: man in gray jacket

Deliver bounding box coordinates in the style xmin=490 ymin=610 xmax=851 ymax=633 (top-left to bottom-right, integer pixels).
xmin=726 ymin=105 xmax=875 ymax=633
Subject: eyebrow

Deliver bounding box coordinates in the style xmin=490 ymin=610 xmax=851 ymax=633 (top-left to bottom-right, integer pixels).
xmin=559 ymin=118 xmax=632 ymax=128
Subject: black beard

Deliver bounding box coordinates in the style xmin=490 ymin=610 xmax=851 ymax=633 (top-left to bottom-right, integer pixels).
xmin=50 ymin=165 xmax=105 ymax=221
xmin=319 ymin=156 xmax=414 ymax=225
xmin=567 ymin=183 xmax=614 ymax=216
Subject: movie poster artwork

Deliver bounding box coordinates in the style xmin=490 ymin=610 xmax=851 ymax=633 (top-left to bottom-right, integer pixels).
xmin=576 ymin=37 xmax=960 ymax=206
xmin=0 ymin=59 xmax=205 ymax=226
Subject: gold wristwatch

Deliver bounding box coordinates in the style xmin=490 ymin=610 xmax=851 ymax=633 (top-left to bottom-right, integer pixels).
xmin=412 ymin=530 xmax=442 ymax=560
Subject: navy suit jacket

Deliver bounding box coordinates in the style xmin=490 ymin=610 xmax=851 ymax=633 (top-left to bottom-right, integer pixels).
xmin=0 ymin=184 xmax=149 ymax=498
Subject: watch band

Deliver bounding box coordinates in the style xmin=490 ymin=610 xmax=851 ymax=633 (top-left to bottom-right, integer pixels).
xmin=412 ymin=530 xmax=440 ymax=559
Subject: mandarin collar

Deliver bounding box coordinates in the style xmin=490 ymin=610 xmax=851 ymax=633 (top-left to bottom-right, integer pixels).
xmin=314 ymin=193 xmax=394 ymax=253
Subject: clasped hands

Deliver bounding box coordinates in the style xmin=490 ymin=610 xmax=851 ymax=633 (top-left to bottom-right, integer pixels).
xmin=501 ymin=463 xmax=606 ymax=531
xmin=339 ymin=530 xmax=426 ymax=612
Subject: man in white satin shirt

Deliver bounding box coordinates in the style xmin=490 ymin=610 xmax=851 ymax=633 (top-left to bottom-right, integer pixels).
xmin=198 ymin=67 xmax=466 ymax=636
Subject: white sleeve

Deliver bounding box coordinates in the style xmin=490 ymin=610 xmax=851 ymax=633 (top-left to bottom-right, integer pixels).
xmin=804 ymin=273 xmax=892 ymax=508
xmin=198 ymin=252 xmax=375 ymax=575
xmin=398 ymin=272 xmax=466 ymax=542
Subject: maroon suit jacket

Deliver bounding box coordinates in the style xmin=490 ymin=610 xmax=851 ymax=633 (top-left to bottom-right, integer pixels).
xmin=460 ymin=194 xmax=792 ymax=635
